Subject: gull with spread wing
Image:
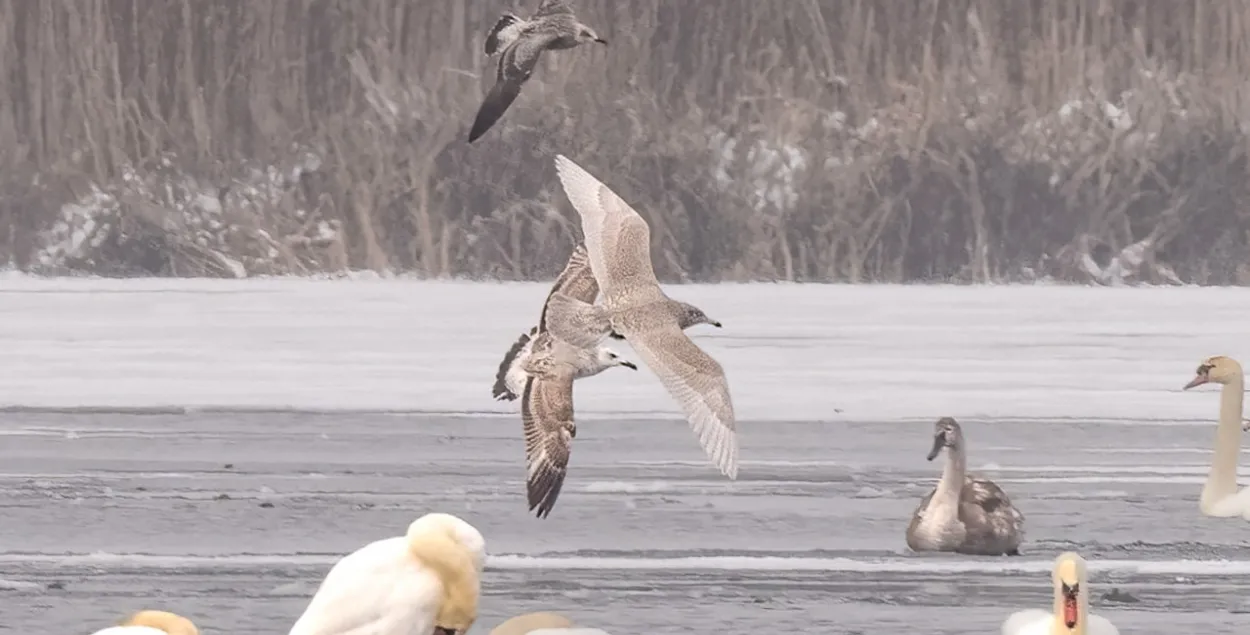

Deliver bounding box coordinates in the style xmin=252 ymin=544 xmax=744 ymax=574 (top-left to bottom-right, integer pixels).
xmin=469 ymin=0 xmax=607 ymax=143
xmin=540 ymin=154 xmax=738 ymax=484
xmin=512 ymin=244 xmax=716 ymax=518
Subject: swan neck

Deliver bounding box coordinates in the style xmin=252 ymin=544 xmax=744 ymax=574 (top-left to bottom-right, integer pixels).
xmin=934 ymin=444 xmax=966 ymax=504
xmin=1203 ymin=376 xmax=1244 ymax=511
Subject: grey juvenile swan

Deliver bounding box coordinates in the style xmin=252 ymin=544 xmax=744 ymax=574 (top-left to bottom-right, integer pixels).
xmin=492 ymin=244 xmax=637 ymax=402
xmin=540 ymin=154 xmax=738 ymax=482
xmin=469 ymin=0 xmax=607 ymax=143
xmin=906 ymin=417 xmax=1024 ymax=556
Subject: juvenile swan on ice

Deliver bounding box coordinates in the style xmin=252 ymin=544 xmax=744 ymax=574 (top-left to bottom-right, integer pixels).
xmin=906 ymin=417 xmax=1024 ymax=556
xmin=492 ymin=244 xmax=637 ymax=402
xmin=490 ymin=612 xmax=613 ymax=635
xmin=544 ymin=154 xmax=738 ymax=482
xmin=1183 ymin=355 xmax=1250 ymax=519
xmin=1001 ymin=552 xmax=1120 ymax=635
xmin=469 ymin=0 xmax=607 ymax=142
xmin=288 ymin=512 xmax=485 ymax=635
xmin=90 ymin=610 xmax=198 ymax=635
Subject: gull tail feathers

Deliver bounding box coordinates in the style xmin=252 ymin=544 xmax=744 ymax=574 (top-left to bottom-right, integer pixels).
xmin=492 ymin=327 xmax=536 ymax=401
xmin=544 ymin=292 xmax=611 ymax=348
xmin=485 ymin=13 xmax=522 ymax=56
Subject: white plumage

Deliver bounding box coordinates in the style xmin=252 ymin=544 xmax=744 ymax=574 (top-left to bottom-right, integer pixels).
xmin=1001 ymin=552 xmax=1119 ymax=635
xmin=288 ymin=512 xmax=486 ymax=635
xmin=89 ymin=610 xmax=198 ymax=635
xmin=90 ymin=628 xmax=170 ymax=635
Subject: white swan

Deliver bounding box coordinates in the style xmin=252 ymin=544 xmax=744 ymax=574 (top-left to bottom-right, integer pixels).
xmin=1183 ymin=355 xmax=1250 ymax=518
xmin=90 ymin=610 xmax=198 ymax=635
xmin=1001 ymin=551 xmax=1119 ymax=635
xmin=906 ymin=417 xmax=1025 ymax=556
xmin=490 ymin=612 xmax=612 ymax=635
xmin=288 ymin=512 xmax=485 ymax=635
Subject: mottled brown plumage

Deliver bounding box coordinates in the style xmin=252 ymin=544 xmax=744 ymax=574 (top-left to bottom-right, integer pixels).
xmin=469 ymin=0 xmax=607 ymax=143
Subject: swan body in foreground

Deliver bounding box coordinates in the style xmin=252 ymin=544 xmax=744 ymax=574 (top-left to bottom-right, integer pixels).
xmin=492 ymin=244 xmax=637 ymax=402
xmin=90 ymin=610 xmax=198 ymax=635
xmin=490 ymin=612 xmax=612 ymax=635
xmin=1183 ymin=355 xmax=1250 ymax=518
xmin=1001 ymin=551 xmax=1120 ymax=635
xmin=288 ymin=512 xmax=485 ymax=635
xmin=906 ymin=417 xmax=1024 ymax=556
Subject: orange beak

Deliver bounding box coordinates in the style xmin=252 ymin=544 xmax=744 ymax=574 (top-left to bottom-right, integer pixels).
xmin=1184 ymin=374 xmax=1209 ymax=390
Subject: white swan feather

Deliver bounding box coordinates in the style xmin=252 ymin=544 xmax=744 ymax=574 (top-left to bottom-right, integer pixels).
xmin=288 ymin=512 xmax=486 ymax=635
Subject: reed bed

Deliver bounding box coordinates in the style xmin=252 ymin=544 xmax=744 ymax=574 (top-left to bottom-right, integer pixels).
xmin=2 ymin=0 xmax=1250 ymax=283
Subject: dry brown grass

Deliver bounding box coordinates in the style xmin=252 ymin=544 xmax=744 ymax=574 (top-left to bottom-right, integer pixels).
xmin=3 ymin=0 xmax=1250 ymax=283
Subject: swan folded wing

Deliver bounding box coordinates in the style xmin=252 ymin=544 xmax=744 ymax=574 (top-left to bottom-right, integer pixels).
xmin=553 ymin=155 xmax=661 ymax=305
xmin=625 ymin=324 xmax=738 ymax=479
xmin=963 ymin=477 xmax=1023 ymax=522
xmin=288 ymin=539 xmax=440 ymax=635
xmin=1088 ymin=615 xmax=1121 ymax=635
xmin=539 ymin=244 xmax=599 ymax=332
xmin=523 ymin=375 xmax=575 ymax=518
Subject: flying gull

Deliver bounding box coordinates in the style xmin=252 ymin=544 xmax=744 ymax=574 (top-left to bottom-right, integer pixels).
xmin=541 ymin=154 xmax=739 ymax=484
xmin=468 ymin=0 xmax=607 ymax=143
xmin=516 ymin=245 xmax=721 ymax=518
xmin=492 ymin=244 xmax=637 ymax=402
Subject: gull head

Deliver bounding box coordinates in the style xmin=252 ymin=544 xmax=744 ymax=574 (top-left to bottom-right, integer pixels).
xmin=926 ymin=417 xmax=963 ymax=461
xmin=1184 ymin=355 xmax=1243 ymax=389
xmin=598 ymin=348 xmax=637 ymax=370
xmin=675 ymin=302 xmax=722 ymax=329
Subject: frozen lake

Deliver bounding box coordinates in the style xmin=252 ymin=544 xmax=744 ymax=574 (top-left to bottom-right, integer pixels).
xmin=2 ymin=278 xmax=1250 ymax=633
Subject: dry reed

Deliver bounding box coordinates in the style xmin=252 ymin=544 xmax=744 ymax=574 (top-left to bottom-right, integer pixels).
xmin=2 ymin=0 xmax=1250 ymax=284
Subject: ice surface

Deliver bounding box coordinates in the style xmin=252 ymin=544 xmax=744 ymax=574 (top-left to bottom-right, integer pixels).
xmin=0 ymin=277 xmax=1245 ymax=423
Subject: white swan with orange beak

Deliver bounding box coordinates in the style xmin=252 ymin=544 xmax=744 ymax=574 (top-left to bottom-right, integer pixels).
xmin=288 ymin=512 xmax=485 ymax=635
xmin=1001 ymin=552 xmax=1119 ymax=635
xmin=1183 ymin=355 xmax=1250 ymax=518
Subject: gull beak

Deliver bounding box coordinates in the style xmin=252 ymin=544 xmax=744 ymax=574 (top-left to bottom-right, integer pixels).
xmin=926 ymin=434 xmax=944 ymax=461
xmin=1184 ymin=374 xmax=1209 ymax=390
xmin=620 ymin=360 xmax=638 ymax=370
xmin=710 ymin=321 xmax=723 ymax=328
xmin=594 ymin=37 xmax=608 ymax=45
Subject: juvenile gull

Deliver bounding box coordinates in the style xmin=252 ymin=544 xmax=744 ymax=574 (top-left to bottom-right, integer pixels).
xmin=468 ymin=0 xmax=607 ymax=143
xmin=492 ymin=244 xmax=637 ymax=402
xmin=542 ymin=154 xmax=738 ymax=481
xmin=516 ymin=247 xmax=730 ymax=517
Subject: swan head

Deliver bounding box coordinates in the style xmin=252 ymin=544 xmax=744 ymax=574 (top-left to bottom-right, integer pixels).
xmin=1051 ymin=552 xmax=1087 ymax=631
xmin=405 ymin=512 xmax=487 ymax=635
xmin=119 ymin=610 xmax=198 ymax=635
xmin=926 ymin=417 xmax=963 ymax=461
xmin=596 ymin=347 xmax=638 ymax=370
xmin=489 ymin=612 xmax=574 ymax=635
xmin=1185 ymin=355 xmax=1243 ymax=389
xmin=675 ymin=302 xmax=722 ymax=329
